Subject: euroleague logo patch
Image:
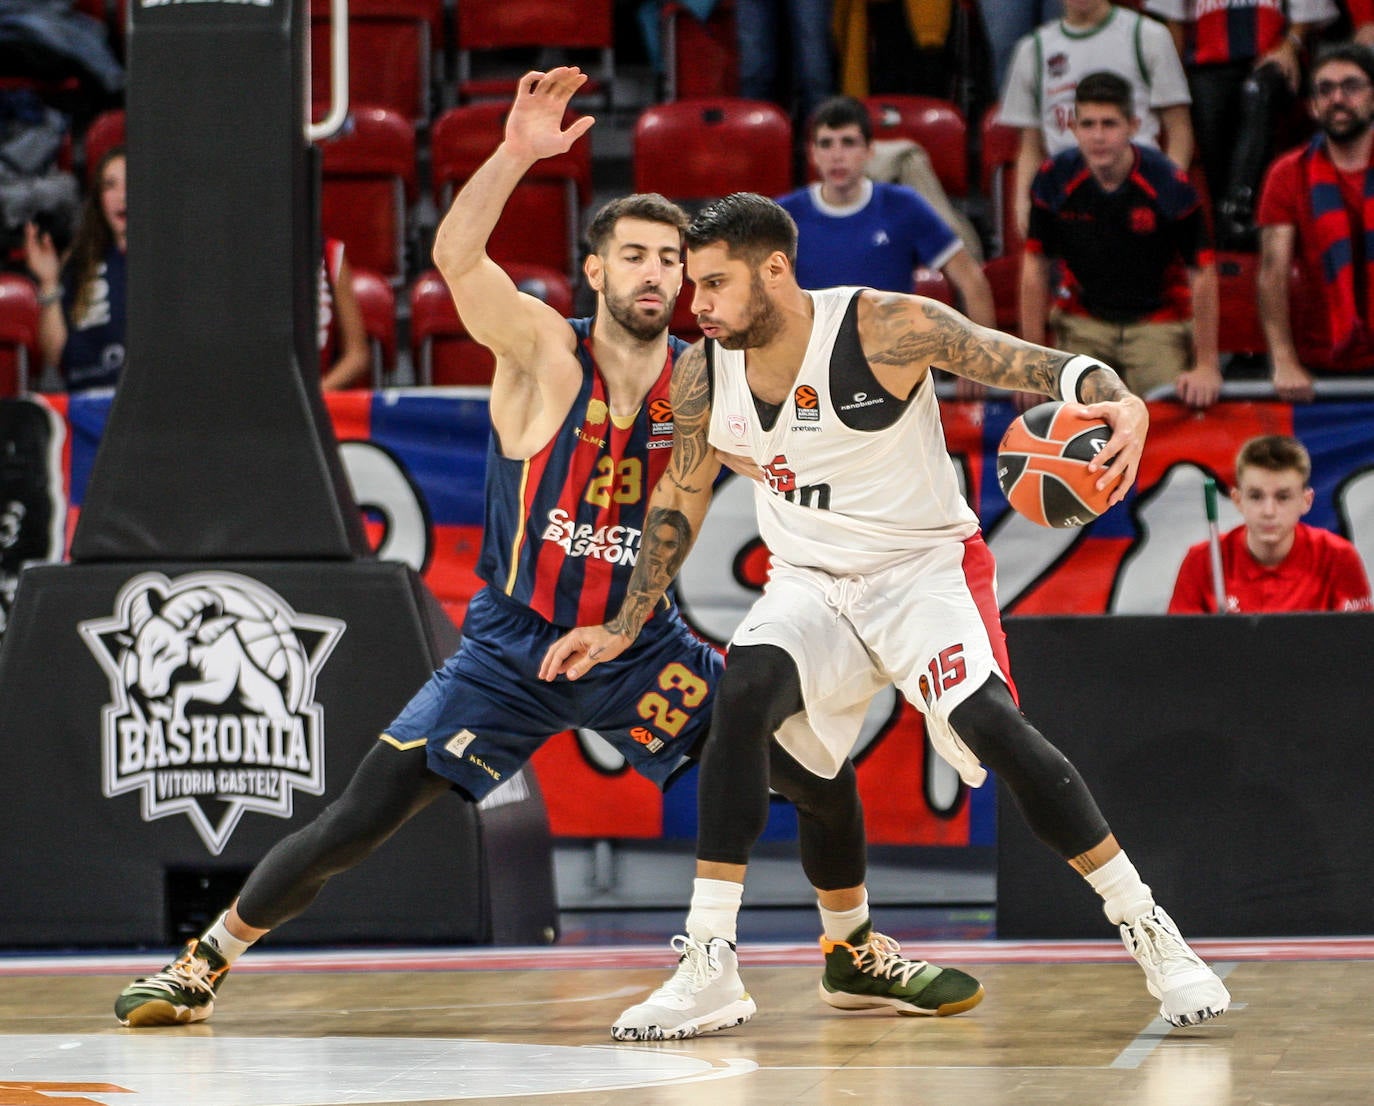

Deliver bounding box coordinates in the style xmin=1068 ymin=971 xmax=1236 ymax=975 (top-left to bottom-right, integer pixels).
xmin=794 ymin=384 xmax=820 ymax=422
xmin=79 ymin=571 xmax=345 ymax=855
xmin=649 ymin=397 xmax=675 ymax=436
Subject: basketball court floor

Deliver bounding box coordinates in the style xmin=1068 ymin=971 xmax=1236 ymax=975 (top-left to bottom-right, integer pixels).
xmin=4 ymin=932 xmax=1372 ymax=1105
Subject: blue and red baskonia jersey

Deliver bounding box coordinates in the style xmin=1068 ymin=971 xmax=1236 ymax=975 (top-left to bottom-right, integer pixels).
xmin=477 ymin=317 xmax=688 ymax=628
xmin=1190 ymin=0 xmax=1289 ymax=66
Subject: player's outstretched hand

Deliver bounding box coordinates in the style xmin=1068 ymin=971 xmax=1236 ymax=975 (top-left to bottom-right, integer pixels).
xmin=1073 ymin=394 xmax=1148 ymax=506
xmin=539 ymin=625 xmax=634 ymax=682
xmin=504 ymin=67 xmax=595 ymax=163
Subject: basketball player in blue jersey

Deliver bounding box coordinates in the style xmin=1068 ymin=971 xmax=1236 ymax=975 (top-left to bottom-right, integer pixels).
xmin=113 ymin=70 xmax=982 ymax=1036
xmin=544 ymin=192 xmax=1232 ymax=1036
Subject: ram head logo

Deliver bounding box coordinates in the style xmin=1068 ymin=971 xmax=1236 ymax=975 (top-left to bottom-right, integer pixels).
xmin=80 ymin=571 xmax=345 ymax=855
xmin=122 ymin=582 xmax=306 ymax=733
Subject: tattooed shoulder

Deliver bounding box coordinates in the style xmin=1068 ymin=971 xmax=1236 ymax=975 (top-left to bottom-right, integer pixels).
xmin=670 ymin=342 xmax=710 ymax=421
xmin=858 ymin=290 xmax=983 ymax=371
xmin=667 ymin=341 xmax=714 ymax=480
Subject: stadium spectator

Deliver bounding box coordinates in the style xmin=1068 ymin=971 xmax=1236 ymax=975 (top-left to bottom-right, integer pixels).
xmin=1257 ymin=43 xmax=1374 ymax=400
xmin=979 ymin=0 xmax=1063 ymax=95
xmin=317 ymin=237 xmax=370 ymax=390
xmin=738 ymin=0 xmax=835 ymax=133
xmin=999 ymin=0 xmax=1193 ymax=239
xmin=23 ymin=144 xmax=125 ymax=391
xmin=780 ymin=95 xmax=998 ymax=399
xmin=1146 ymin=0 xmax=1337 ymax=250
xmin=1169 ymin=434 xmax=1373 ymax=612
xmin=1022 ymin=72 xmax=1221 ymax=406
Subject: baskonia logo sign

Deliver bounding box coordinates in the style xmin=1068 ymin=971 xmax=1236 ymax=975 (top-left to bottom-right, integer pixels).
xmin=79 ymin=571 xmax=345 ymax=855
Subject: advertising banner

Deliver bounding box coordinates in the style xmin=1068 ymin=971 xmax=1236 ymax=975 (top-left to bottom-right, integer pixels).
xmin=9 ymin=392 xmax=1373 ymax=847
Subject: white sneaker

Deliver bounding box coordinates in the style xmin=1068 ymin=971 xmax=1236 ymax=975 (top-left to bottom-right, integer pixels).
xmin=1120 ymin=906 xmax=1230 ymax=1027
xmin=611 ymin=935 xmax=757 ymax=1041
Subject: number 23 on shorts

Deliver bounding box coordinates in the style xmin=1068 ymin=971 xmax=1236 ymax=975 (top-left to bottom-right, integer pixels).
xmin=636 ymin=661 xmax=709 ymax=738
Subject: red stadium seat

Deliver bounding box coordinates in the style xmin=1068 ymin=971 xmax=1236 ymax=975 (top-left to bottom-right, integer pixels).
xmin=0 ymin=275 xmax=40 ymax=397
xmin=1214 ymin=251 xmax=1267 ymax=357
xmin=349 ymin=266 xmax=397 ymax=386
xmin=431 ymin=103 xmax=592 ymax=280
xmin=634 ymin=99 xmax=794 ymax=202
xmin=864 ymin=95 xmax=969 ymax=196
xmin=410 ymin=264 xmax=574 ymax=386
xmin=310 ymin=0 xmax=441 ymax=125
xmin=661 ymin=0 xmax=738 ymax=101
xmin=316 ymin=107 xmax=417 ymax=284
xmin=456 ymin=0 xmax=614 ymax=104
xmin=912 ymin=266 xmax=955 ymax=305
xmin=982 ymin=253 xmax=1022 ymax=336
xmin=981 ymin=104 xmax=1023 ymax=257
xmin=82 ymin=108 xmax=125 ymax=182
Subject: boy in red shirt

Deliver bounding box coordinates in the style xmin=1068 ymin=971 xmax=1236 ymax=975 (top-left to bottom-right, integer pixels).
xmin=1170 ymin=435 xmax=1373 ymax=613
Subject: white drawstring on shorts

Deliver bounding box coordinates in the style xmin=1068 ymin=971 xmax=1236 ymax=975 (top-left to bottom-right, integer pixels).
xmin=823 ymin=574 xmax=867 ymax=619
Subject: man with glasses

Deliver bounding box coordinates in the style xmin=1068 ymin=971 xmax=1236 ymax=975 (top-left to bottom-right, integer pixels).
xmin=1257 ymin=44 xmax=1374 ymax=401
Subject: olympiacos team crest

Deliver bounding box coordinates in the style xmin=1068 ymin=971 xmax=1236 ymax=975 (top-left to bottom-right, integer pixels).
xmin=79 ymin=571 xmax=345 ymax=855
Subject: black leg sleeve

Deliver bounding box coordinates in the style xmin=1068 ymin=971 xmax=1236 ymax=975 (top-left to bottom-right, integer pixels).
xmin=769 ymin=742 xmax=868 ymax=892
xmin=235 ymin=741 xmax=452 ymax=930
xmin=949 ymin=675 xmax=1111 ymax=859
xmin=695 ymin=643 xmax=805 ymax=866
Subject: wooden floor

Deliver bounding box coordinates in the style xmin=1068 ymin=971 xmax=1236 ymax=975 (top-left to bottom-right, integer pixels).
xmin=3 ymin=938 xmax=1372 ymax=1105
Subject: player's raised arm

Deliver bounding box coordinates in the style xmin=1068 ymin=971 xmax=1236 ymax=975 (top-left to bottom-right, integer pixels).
xmin=539 ymin=343 xmax=723 ymax=680
xmin=858 ymin=290 xmax=1148 ymax=505
xmin=431 ymin=67 xmax=594 ymax=362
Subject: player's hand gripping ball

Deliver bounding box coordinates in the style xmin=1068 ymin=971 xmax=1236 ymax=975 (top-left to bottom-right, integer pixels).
xmin=997 ymin=402 xmax=1124 ymax=528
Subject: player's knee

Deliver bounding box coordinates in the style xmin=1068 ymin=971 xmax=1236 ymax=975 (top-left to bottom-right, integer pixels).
xmin=716 ymin=642 xmax=804 ymax=737
xmin=770 ymin=743 xmax=858 ymax=816
xmin=947 ymin=674 xmax=1030 ymax=771
xmin=947 ymin=674 xmax=1071 ymax=792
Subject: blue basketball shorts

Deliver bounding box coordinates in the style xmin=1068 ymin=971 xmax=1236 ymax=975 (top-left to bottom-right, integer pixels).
xmin=386 ymin=587 xmax=722 ymax=800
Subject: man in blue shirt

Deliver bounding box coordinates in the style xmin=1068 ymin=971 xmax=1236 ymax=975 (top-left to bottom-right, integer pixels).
xmin=778 ymin=95 xmax=996 ymax=397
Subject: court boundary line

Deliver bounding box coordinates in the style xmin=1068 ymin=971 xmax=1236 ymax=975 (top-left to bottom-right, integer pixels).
xmin=2 ymin=937 xmax=1371 ymax=976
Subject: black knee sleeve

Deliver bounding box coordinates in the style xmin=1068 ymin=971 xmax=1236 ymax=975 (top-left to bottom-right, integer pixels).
xmin=770 ymin=744 xmax=867 ymax=891
xmin=949 ymin=675 xmax=1110 ymax=859
xmin=696 ymin=643 xmax=805 ymax=867
xmin=236 ymin=741 xmax=449 ymax=929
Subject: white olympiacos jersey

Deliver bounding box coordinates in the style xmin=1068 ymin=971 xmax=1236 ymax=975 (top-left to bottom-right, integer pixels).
xmin=706 ymin=287 xmax=979 ymax=577
xmin=998 ymin=7 xmax=1190 ymax=156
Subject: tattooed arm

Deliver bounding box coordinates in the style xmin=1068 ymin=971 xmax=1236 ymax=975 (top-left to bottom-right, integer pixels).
xmin=539 ymin=343 xmax=723 ymax=680
xmin=859 ymin=290 xmax=1149 ymax=505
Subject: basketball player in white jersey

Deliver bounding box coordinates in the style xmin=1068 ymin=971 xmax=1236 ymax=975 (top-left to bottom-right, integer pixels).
xmin=542 ymin=192 xmax=1230 ymax=1039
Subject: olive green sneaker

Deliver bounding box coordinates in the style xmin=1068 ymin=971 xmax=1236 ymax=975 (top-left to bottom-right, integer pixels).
xmin=820 ymin=923 xmax=984 ymax=1016
xmin=115 ymin=939 xmax=230 ymax=1027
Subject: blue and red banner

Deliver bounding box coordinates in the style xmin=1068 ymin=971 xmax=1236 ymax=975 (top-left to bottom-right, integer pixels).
xmin=31 ymin=391 xmax=1374 ymax=846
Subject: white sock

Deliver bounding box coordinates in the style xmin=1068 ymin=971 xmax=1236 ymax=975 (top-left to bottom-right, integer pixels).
xmin=685 ymin=877 xmax=743 ymax=945
xmin=818 ymin=895 xmax=870 ymax=942
xmin=1085 ymin=852 xmax=1155 ymax=926
xmin=200 ymin=912 xmax=255 ymax=965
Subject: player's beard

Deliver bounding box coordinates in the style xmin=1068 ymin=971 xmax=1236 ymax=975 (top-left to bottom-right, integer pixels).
xmin=602 ymin=280 xmax=674 ymax=342
xmin=710 ymin=272 xmax=783 ymax=350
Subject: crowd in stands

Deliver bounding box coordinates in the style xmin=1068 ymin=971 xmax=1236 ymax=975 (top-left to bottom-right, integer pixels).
xmin=1 ymin=0 xmax=1369 ymax=607
xmin=4 ymin=0 xmax=1374 ymax=409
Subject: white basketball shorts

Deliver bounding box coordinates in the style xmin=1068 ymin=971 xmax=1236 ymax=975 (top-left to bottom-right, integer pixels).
xmin=731 ymin=533 xmax=1015 ymax=786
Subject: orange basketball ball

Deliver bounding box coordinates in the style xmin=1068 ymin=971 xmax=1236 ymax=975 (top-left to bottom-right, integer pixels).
xmin=996 ymin=402 xmax=1124 ymax=528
